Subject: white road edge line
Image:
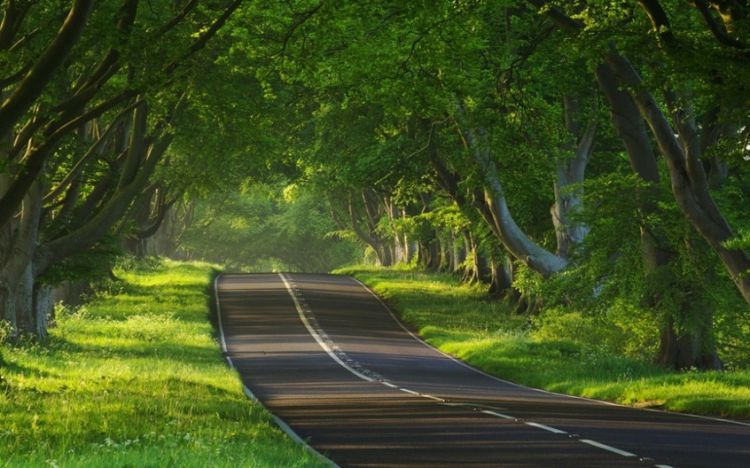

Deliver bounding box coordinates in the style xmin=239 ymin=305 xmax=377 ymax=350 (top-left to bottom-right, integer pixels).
xmin=214 ymin=274 xmax=338 ymax=468
xmin=654 ymin=465 xmax=675 ymax=468
xmin=525 ymin=422 xmax=567 ymax=434
xmin=580 ymin=439 xmax=637 ymax=457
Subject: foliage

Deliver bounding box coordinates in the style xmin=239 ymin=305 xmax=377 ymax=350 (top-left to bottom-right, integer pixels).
xmin=177 ymin=183 xmax=360 ymax=272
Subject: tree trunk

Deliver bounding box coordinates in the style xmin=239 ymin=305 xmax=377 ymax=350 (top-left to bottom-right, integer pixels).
xmin=0 ymin=178 xmax=42 ymax=339
xmin=551 ymin=96 xmax=595 ymax=259
xmin=597 ymin=61 xmax=722 ymax=370
xmin=463 ymin=121 xmax=568 ymax=277
xmin=379 ymin=243 xmax=393 ymax=267
xmin=657 ymin=316 xmax=722 ymax=370
xmin=451 ymin=231 xmax=465 ymax=273
xmin=427 ymin=239 xmax=441 ymax=271
xmin=438 ymin=235 xmax=451 ymax=272
xmin=15 ymin=262 xmax=34 ymax=336
xmin=488 ymin=252 xmax=512 ymax=298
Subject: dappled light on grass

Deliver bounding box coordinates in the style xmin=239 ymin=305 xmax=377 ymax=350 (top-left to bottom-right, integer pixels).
xmin=0 ymin=260 xmax=323 ymax=467
xmin=336 ymin=266 xmax=750 ymax=421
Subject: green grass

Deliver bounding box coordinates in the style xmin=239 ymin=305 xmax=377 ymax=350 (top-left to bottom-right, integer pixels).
xmin=0 ymin=259 xmax=324 ymax=467
xmin=336 ymin=266 xmax=750 ymax=421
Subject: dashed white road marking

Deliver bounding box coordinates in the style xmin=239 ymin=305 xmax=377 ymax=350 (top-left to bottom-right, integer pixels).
xmin=580 ymin=439 xmax=637 ymax=457
xmin=481 ymin=410 xmax=515 ymax=420
xmin=526 ymin=422 xmax=568 ymax=434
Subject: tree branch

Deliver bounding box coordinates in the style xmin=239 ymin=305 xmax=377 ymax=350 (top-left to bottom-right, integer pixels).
xmin=0 ymin=0 xmax=93 ymax=139
xmin=694 ymin=0 xmax=748 ymax=49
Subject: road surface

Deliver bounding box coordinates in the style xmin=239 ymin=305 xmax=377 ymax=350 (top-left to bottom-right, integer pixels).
xmin=215 ymin=273 xmax=750 ymax=467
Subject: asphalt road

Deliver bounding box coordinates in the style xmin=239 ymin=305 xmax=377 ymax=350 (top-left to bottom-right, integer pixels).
xmin=215 ymin=273 xmax=750 ymax=467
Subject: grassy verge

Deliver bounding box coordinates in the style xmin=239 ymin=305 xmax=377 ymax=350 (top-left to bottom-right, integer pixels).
xmin=0 ymin=259 xmax=324 ymax=467
xmin=336 ymin=266 xmax=750 ymax=421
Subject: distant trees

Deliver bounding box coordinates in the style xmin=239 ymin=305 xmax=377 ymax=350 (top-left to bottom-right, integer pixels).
xmin=171 ymin=184 xmax=360 ymax=272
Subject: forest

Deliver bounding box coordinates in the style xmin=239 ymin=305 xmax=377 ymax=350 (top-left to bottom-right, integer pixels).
xmin=1 ymin=0 xmax=749 ymax=379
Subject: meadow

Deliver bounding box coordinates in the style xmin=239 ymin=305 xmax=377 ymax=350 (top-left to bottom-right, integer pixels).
xmin=0 ymin=260 xmax=323 ymax=467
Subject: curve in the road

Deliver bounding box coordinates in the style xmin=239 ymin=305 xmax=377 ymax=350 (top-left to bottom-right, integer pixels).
xmin=215 ymin=273 xmax=750 ymax=467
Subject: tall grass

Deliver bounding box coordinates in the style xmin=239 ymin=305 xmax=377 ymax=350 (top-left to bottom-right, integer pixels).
xmin=0 ymin=259 xmax=323 ymax=467
xmin=336 ymin=266 xmax=750 ymax=421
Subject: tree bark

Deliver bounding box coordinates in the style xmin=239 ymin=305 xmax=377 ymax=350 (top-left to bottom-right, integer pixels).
xmin=0 ymin=177 xmax=41 ymax=339
xmin=551 ymin=96 xmax=596 ymax=259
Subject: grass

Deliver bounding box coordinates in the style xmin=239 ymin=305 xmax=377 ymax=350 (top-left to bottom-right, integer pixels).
xmin=0 ymin=259 xmax=324 ymax=467
xmin=335 ymin=266 xmax=750 ymax=421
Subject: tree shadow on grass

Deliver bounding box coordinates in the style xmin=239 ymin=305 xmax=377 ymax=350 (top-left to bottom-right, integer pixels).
xmin=85 ymin=282 xmax=210 ymax=323
xmin=44 ymin=333 xmax=222 ymax=366
xmin=0 ymin=353 xmax=55 ymax=379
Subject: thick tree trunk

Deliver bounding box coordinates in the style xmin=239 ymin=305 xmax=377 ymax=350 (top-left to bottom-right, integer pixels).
xmin=488 ymin=258 xmax=512 ymax=298
xmin=450 ymin=231 xmax=465 ymax=273
xmin=438 ymin=235 xmax=451 ymax=272
xmin=463 ymin=123 xmax=568 ymax=277
xmin=14 ymin=263 xmax=33 ymax=331
xmin=460 ymin=232 xmax=477 ymax=283
xmin=379 ymin=243 xmax=394 ymax=267
xmin=551 ymin=97 xmax=595 ymax=259
xmin=657 ymin=315 xmax=722 ymax=370
xmin=0 ymin=178 xmax=42 ymax=339
xmin=427 ymin=239 xmax=441 ymax=271
xmin=597 ymin=61 xmax=722 ymax=370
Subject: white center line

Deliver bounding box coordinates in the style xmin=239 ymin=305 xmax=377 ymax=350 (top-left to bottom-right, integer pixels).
xmin=279 ymin=272 xmax=376 ymax=383
xmin=580 ymin=439 xmax=637 ymax=457
xmin=525 ymin=422 xmax=568 ymax=434
xmin=480 ymin=410 xmax=515 ymax=420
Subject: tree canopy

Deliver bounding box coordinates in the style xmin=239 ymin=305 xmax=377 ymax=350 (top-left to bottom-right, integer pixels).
xmin=1 ymin=0 xmax=749 ymax=370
